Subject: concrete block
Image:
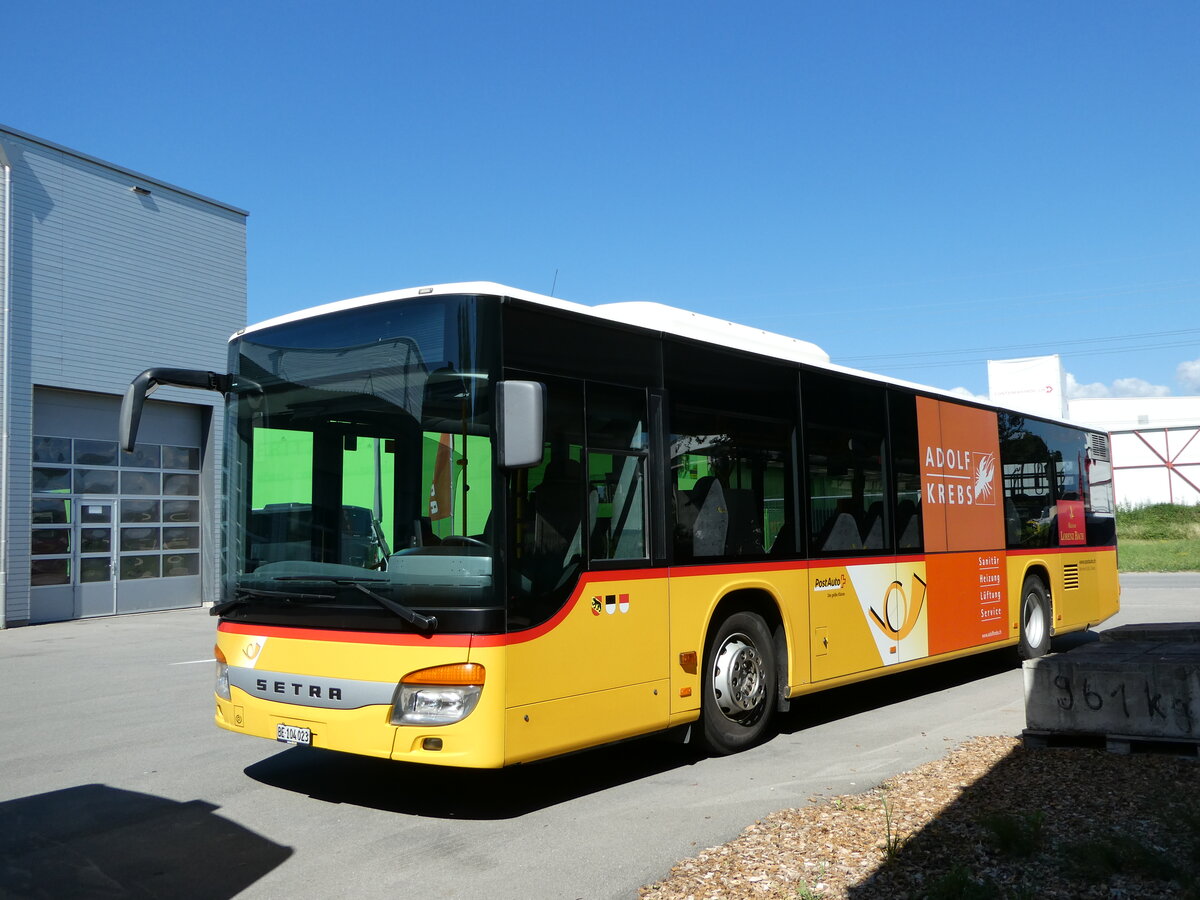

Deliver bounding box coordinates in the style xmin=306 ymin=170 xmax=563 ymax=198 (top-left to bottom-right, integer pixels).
xmin=1101 ymin=623 xmax=1200 ymax=643
xmin=1024 ymin=629 xmax=1200 ymax=742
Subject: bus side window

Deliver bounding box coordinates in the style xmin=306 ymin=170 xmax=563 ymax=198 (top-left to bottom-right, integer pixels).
xmin=802 ymin=373 xmax=889 ymax=557
xmin=889 ymin=391 xmax=924 ymax=552
xmin=585 ymin=384 xmax=650 ymax=562
xmin=669 ymin=409 xmax=790 ymax=562
xmin=508 ymin=376 xmax=586 ymax=627
xmin=999 ymin=414 xmax=1101 ymax=549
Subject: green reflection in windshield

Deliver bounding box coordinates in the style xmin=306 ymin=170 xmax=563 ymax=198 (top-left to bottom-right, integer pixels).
xmin=248 ymin=427 xmax=493 ymax=563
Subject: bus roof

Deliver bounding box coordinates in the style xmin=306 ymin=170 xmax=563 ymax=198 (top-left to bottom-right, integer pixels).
xmin=234 ymin=281 xmax=1079 ymax=425
xmin=236 ymin=281 xmax=831 ymax=365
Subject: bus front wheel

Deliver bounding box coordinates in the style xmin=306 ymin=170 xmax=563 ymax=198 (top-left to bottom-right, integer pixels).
xmin=1018 ymin=575 xmax=1051 ymax=659
xmin=701 ymin=611 xmax=776 ymax=755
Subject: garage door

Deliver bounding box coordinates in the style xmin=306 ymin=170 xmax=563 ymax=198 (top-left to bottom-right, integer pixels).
xmin=29 ymin=390 xmax=209 ymax=623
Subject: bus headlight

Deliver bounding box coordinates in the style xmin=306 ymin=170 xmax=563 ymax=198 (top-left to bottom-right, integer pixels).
xmin=390 ymin=663 xmax=484 ymax=726
xmin=215 ymin=645 xmax=231 ymax=700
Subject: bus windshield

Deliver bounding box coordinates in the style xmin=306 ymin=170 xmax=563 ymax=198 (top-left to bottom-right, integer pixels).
xmin=222 ymin=294 xmax=501 ymax=633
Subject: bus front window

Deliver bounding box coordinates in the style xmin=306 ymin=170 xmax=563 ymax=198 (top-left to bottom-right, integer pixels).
xmin=223 ymin=295 xmax=501 ymax=633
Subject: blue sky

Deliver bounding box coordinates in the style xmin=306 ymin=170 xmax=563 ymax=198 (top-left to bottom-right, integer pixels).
xmin=6 ymin=2 xmax=1198 ymax=399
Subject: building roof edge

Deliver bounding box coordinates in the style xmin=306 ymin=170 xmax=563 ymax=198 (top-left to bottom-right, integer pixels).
xmin=0 ymin=123 xmax=249 ymax=217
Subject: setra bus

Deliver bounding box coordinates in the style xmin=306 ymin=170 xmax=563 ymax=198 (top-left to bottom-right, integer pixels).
xmin=119 ymin=282 xmax=1119 ymax=766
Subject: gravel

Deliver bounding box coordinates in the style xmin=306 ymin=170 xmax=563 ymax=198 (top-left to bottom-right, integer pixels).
xmin=641 ymin=735 xmax=1200 ymax=899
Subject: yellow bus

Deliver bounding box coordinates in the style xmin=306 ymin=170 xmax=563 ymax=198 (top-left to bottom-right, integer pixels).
xmin=120 ymin=282 xmax=1119 ymax=766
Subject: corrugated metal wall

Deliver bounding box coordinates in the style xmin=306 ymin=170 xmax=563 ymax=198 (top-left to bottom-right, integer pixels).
xmin=0 ymin=125 xmax=246 ymax=625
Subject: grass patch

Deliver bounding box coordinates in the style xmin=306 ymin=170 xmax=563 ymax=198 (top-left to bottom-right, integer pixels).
xmin=882 ymin=797 xmax=903 ymax=860
xmin=1119 ymin=539 xmax=1200 ymax=572
xmin=924 ymin=864 xmax=1000 ymax=899
xmin=1116 ymin=504 xmax=1200 ymax=572
xmin=979 ymin=811 xmax=1045 ymax=858
xmin=1117 ymin=503 xmax=1200 ymax=540
xmin=1061 ymin=833 xmax=1180 ymax=884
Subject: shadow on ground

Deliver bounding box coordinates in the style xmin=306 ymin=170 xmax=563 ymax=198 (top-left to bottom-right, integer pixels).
xmin=0 ymin=784 xmax=291 ymax=898
xmin=245 ymin=635 xmax=1088 ymax=819
xmin=844 ymin=739 xmax=1200 ymax=898
xmin=778 ymin=633 xmax=1099 ymax=737
xmin=245 ymin=733 xmax=706 ymax=819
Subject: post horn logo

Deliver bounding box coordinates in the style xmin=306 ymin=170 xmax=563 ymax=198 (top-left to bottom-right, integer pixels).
xmin=868 ymin=574 xmax=927 ymax=641
xmin=242 ymin=642 xmax=262 ymax=660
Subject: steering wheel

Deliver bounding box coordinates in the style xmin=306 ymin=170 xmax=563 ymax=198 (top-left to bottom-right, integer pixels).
xmin=440 ymin=535 xmax=490 ymax=549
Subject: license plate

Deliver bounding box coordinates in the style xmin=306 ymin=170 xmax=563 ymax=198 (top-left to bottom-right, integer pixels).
xmin=276 ymin=724 xmax=311 ymax=745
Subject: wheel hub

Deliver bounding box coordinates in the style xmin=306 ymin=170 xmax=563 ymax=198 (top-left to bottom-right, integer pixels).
xmin=1024 ymin=592 xmax=1046 ymax=646
xmin=712 ymin=634 xmax=765 ymax=718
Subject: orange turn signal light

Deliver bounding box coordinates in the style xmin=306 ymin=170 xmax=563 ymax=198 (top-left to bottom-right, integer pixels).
xmin=679 ymin=651 xmax=697 ymax=674
xmin=214 ymin=645 xmax=227 ymax=664
xmin=402 ymin=663 xmax=485 ymax=685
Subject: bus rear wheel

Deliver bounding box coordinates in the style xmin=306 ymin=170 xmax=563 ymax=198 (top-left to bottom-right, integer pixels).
xmin=701 ymin=611 xmax=776 ymax=755
xmin=1018 ymin=575 xmax=1051 ymax=659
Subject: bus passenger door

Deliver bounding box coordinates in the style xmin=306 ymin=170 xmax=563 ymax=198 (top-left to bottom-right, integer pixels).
xmin=504 ymin=381 xmax=670 ymax=763
xmin=803 ymin=375 xmax=910 ymax=680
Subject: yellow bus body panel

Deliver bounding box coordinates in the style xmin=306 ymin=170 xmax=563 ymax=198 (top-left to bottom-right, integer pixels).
xmin=213 ymin=546 xmax=1118 ymax=768
xmin=503 ymin=574 xmax=672 ymax=764
xmin=662 ymin=566 xmax=808 ymax=707
xmin=1007 ymin=547 xmax=1120 ymax=636
xmin=214 ymin=627 xmax=508 ymax=768
xmin=390 ymin=643 xmax=507 ymax=769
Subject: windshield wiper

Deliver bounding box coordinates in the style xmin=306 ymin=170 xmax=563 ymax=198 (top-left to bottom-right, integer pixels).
xmin=264 ymin=575 xmax=438 ymax=632
xmin=347 ymin=582 xmax=438 ymax=632
xmin=212 ymin=586 xmax=336 ymax=617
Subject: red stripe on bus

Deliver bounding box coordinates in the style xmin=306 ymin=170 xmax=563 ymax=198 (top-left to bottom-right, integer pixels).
xmin=474 ymin=568 xmax=670 ymax=646
xmin=217 ymin=568 xmax=667 ymax=649
xmin=216 ymin=620 xmax=474 ymax=647
xmin=667 ymin=554 xmax=927 ymax=576
xmin=217 ymin=547 xmax=1113 ymax=648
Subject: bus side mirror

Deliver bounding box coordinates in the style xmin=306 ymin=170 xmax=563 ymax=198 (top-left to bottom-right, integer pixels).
xmin=496 ymin=380 xmax=545 ymax=469
xmin=119 ymin=368 xmax=233 ymax=452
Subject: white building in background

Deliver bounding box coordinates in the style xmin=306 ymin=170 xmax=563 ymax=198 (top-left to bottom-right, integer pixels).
xmin=986 ymin=353 xmax=1200 ymax=508
xmin=1068 ymin=397 xmax=1200 ymax=508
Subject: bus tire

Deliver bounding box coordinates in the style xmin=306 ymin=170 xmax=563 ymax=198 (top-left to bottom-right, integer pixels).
xmin=701 ymin=611 xmax=776 ymax=755
xmin=1018 ymin=575 xmax=1051 ymax=659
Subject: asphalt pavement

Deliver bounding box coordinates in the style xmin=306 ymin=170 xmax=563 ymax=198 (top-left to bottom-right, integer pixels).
xmin=0 ymin=573 xmax=1194 ymax=899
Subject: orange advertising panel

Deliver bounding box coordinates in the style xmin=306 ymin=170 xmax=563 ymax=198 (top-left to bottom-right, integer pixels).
xmin=916 ymin=398 xmax=1009 ymax=656
xmin=916 ymin=397 xmax=1004 ymax=552
xmin=925 ymin=551 xmax=1009 ymax=655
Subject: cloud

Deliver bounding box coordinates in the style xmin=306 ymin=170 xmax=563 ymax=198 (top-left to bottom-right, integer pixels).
xmin=1065 ymin=373 xmax=1170 ymax=399
xmin=1065 ymin=373 xmax=1110 ymax=399
xmin=1178 ymin=358 xmax=1200 ymax=393
xmin=946 ymin=386 xmax=989 ymax=402
xmin=1112 ymin=377 xmax=1170 ymax=398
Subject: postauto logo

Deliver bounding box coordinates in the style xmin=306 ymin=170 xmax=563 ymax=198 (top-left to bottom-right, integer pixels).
xmin=813 ymin=574 xmax=847 ymax=592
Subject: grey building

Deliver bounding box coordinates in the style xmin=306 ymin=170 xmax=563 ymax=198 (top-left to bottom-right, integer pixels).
xmin=0 ymin=125 xmax=246 ymax=627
